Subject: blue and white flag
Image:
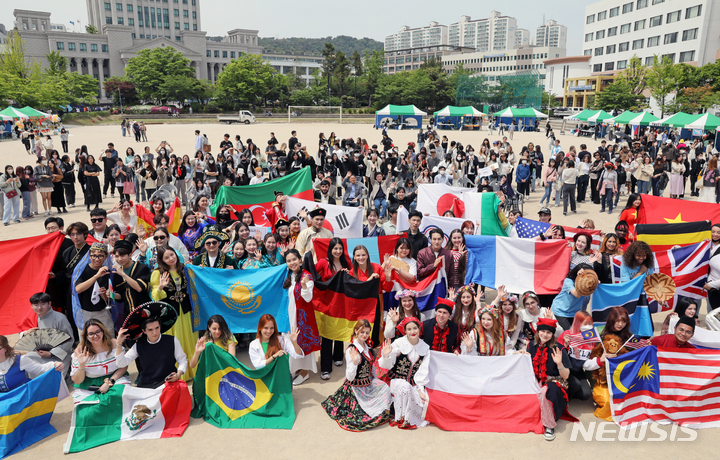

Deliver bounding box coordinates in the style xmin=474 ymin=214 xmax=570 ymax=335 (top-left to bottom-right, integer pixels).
xmin=591 ymin=273 xmax=653 ymax=337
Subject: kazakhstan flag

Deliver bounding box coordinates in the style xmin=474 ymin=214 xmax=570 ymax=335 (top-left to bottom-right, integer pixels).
xmin=186 ymin=264 xmax=290 ymax=334
xmin=0 ymin=369 xmax=62 ymax=459
xmin=191 ymin=343 xmax=295 ymax=429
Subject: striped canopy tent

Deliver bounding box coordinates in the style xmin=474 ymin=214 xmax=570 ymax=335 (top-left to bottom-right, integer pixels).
xmin=565 ymin=109 xmax=596 ymax=121
xmin=18 ymin=107 xmax=51 ymax=120
xmin=524 ymin=108 xmax=548 ymax=118
xmin=684 ymin=113 xmax=720 ymax=131
xmin=650 ymin=112 xmax=695 ymax=128
xmin=623 ymin=112 xmax=660 ymax=126
xmin=586 ymin=110 xmax=613 ymax=123
xmin=492 ymin=107 xmax=528 ymax=117
xmin=0 ymin=106 xmax=29 ymax=120
xmin=607 ymin=111 xmax=641 ymax=124
xmin=375 ymin=104 xmax=426 ymax=129
xmin=434 ymin=105 xmax=485 ymax=117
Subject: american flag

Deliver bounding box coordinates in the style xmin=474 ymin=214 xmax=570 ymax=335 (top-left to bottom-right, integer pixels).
xmin=514 ymin=217 xmax=602 ymax=249
xmin=567 ymin=328 xmax=601 ymax=348
xmin=609 ymin=346 xmax=720 ymax=427
xmin=611 ymin=240 xmax=710 ymax=312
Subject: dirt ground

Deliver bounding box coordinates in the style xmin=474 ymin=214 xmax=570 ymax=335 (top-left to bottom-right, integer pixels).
xmin=0 ymin=122 xmax=711 ymax=457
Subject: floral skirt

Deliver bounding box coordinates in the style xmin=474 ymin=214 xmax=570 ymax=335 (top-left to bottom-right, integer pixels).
xmin=322 ymin=380 xmax=392 ymax=432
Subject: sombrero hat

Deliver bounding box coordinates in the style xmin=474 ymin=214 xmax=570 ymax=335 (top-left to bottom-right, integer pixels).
xmin=122 ymin=301 xmax=178 ymax=340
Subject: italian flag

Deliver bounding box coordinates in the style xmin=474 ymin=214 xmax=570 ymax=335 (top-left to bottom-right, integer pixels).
xmin=63 ymin=381 xmax=192 ymax=453
xmin=415 ymin=184 xmax=507 ymax=235
xmin=209 ymin=168 xmax=314 ymax=226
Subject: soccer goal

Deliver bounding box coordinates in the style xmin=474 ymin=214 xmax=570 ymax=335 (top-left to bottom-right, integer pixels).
xmin=287 ymin=106 xmax=343 ymax=124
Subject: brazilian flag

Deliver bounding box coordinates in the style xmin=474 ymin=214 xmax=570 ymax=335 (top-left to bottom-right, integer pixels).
xmin=191 ymin=343 xmax=295 ymax=429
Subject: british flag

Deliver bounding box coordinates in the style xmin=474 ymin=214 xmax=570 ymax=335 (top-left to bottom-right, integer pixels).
xmin=612 ymin=240 xmax=710 ymax=312
xmin=514 ymin=217 xmax=603 ymax=249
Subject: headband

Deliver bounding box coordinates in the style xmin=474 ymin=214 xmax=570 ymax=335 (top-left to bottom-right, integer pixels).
xmin=457 ymin=285 xmax=476 ymax=296
xmin=396 ymin=317 xmax=423 ymax=337
xmin=394 ymin=289 xmax=418 ymax=300
xmin=479 ymin=305 xmax=500 ymax=320
xmin=90 ymin=242 xmax=108 ymax=254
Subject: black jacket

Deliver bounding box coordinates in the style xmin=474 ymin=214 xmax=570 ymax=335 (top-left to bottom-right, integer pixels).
xmin=422 ymin=318 xmax=459 ymax=353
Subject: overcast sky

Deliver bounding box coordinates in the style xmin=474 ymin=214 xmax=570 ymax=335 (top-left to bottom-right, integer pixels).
xmin=1 ymin=0 xmax=595 ymax=55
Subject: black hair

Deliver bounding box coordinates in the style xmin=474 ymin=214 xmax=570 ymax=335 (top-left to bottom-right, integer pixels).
xmin=567 ymin=263 xmax=593 ymax=282
xmin=89 ymin=208 xmax=107 ymax=218
xmin=674 ymin=297 xmax=698 ymax=319
xmin=29 ymin=292 xmax=52 ymax=304
xmin=408 ymin=210 xmax=423 ymax=220
xmin=387 ymin=204 xmax=399 ymax=215
xmin=428 ymin=228 xmax=444 ymax=241
xmin=141 ymin=317 xmax=161 ymax=330
xmin=44 ymin=216 xmax=63 ymax=228
xmin=282 ymin=249 xmax=304 ymax=289
xmin=326 ymin=237 xmax=349 ymax=272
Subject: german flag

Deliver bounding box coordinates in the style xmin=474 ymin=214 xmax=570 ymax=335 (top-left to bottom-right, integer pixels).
xmin=636 ymin=221 xmax=711 ymax=252
xmin=303 ymin=253 xmax=381 ymax=344
xmin=312 ymin=235 xmax=402 ymax=266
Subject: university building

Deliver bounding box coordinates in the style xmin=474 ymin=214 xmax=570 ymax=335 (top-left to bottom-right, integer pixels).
xmin=12 ymin=1 xmax=263 ymax=103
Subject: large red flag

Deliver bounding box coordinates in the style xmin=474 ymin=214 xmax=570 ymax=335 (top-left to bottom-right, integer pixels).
xmin=637 ymin=194 xmax=720 ymax=225
xmin=0 ymin=232 xmax=64 ymax=334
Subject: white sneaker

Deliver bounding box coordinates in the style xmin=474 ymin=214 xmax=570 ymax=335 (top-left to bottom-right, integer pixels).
xmin=292 ymin=373 xmax=309 ymax=386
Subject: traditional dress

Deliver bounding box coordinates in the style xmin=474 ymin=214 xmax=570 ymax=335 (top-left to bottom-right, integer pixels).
xmin=113 ymin=261 xmax=151 ymax=314
xmin=421 ymin=318 xmax=459 ymax=352
xmin=286 ymin=270 xmax=319 ymax=374
xmin=22 ymin=309 xmax=74 ymax=380
xmin=322 ymin=339 xmax=392 ymax=431
xmin=461 ymin=327 xmax=512 ymax=356
xmin=193 ymin=251 xmax=236 ymax=269
xmin=264 ymin=201 xmax=287 ymax=233
xmin=0 ymin=355 xmax=57 ymax=392
xmin=261 ymin=249 xmax=285 ymax=267
xmin=179 ymin=222 xmax=207 ymax=259
xmin=377 ymin=336 xmax=430 ymax=428
xmin=70 ymin=350 xmax=131 ymax=404
xmin=383 ymin=311 xmax=427 ymax=341
xmin=527 ymin=341 xmax=572 ymax=424
xmin=518 ymin=308 xmax=563 ymax=348
xmin=150 ymin=269 xmax=197 ymax=380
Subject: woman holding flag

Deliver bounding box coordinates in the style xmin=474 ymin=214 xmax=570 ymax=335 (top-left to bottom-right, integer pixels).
xmin=149 ymin=246 xmax=197 ymax=380
xmin=282 ymin=249 xmax=318 ymax=386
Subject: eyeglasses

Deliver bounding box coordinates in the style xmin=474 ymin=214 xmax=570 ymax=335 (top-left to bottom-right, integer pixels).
xmin=87 ymin=331 xmax=102 ymax=338
xmin=205 ymin=240 xmax=219 ymax=246
xmin=69 ymin=233 xmax=82 ymax=238
xmin=153 ymin=236 xmax=167 ymax=241
xmin=89 ymin=254 xmax=105 ymax=259
xmin=90 ymin=218 xmax=104 ymax=223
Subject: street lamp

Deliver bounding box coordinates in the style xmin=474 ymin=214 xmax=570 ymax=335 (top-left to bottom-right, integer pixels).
xmin=118 ymin=88 xmax=123 ymax=113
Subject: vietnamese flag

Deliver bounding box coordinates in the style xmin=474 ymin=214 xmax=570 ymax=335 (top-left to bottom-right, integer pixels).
xmin=209 ymin=168 xmax=313 ymax=226
xmin=0 ymin=232 xmax=64 ymax=334
xmin=637 ymin=194 xmax=720 ymax=226
xmin=303 ymin=253 xmax=381 ymax=344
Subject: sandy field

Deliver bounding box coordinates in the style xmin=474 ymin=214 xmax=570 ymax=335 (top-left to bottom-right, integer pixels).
xmin=0 ymin=121 xmax=711 ymax=458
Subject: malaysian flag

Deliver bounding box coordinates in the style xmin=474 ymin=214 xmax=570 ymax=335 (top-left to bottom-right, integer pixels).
xmin=609 ymin=346 xmax=720 ymax=428
xmin=514 ymin=217 xmax=602 ymax=249
xmin=567 ymin=328 xmax=601 ymax=348
xmin=611 ymin=240 xmax=710 ymax=312
xmin=622 ymin=335 xmax=651 ymax=350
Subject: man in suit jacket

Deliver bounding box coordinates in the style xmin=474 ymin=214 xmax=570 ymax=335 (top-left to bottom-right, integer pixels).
xmin=422 ymin=299 xmax=459 ymax=353
xmin=417 ymin=228 xmax=454 ymax=281
xmin=314 ymin=180 xmax=336 ymax=205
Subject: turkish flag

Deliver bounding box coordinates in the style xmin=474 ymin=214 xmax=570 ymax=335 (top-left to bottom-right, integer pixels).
xmin=637 ymin=194 xmax=720 ymax=225
xmin=0 ymin=232 xmax=64 ymax=334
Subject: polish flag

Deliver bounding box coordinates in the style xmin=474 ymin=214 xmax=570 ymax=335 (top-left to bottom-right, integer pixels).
xmin=464 ymin=235 xmax=571 ymax=295
xmin=424 ymin=352 xmax=544 ymax=433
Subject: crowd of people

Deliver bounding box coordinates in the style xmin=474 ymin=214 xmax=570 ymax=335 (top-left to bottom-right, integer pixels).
xmin=1 ymin=124 xmax=718 ymax=444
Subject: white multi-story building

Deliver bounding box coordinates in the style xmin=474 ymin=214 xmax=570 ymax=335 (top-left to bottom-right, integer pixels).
xmin=446 ymin=12 xmax=519 ymax=52
xmin=535 ymin=19 xmax=567 ymax=48
xmin=583 ymin=0 xmax=719 ymax=73
xmin=262 ymin=53 xmax=324 ymax=85
xmin=384 ymin=22 xmax=448 ymax=53
xmin=86 ymin=0 xmax=202 ymax=43
xmin=442 ymin=46 xmax=566 ymax=86
xmin=515 ymin=28 xmax=530 ymax=47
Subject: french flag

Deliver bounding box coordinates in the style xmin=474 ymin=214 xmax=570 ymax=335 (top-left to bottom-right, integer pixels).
xmin=385 ymin=263 xmax=447 ymax=312
xmin=464 ymin=235 xmax=570 ymax=295
xmin=423 ymin=352 xmax=544 ymax=433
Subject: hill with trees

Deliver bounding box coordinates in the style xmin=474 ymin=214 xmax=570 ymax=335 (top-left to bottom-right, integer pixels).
xmin=258 ymin=36 xmax=383 ymax=55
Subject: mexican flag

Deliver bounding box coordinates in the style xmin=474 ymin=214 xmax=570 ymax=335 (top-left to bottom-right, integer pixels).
xmin=191 ymin=343 xmax=295 ymax=429
xmin=63 ymin=381 xmax=192 ymax=453
xmin=208 ymin=168 xmax=313 ymax=226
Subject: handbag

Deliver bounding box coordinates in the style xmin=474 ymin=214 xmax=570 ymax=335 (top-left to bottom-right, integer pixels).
xmin=123 ymin=179 xmax=136 ymax=195
xmin=4 ymin=190 xmax=17 ymax=199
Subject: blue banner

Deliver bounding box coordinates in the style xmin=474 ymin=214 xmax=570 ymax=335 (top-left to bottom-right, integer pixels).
xmin=186 ymin=265 xmax=290 ymax=334
xmin=591 ymin=273 xmax=653 ymax=337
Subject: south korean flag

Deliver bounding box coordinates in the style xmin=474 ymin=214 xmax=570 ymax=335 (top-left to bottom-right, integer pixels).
xmin=284 ymin=196 xmax=363 ymax=238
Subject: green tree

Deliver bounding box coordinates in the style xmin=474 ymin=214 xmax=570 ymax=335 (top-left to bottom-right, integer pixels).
xmin=333 ymin=51 xmax=351 ymax=101
xmin=542 ymin=90 xmax=561 ymax=108
xmin=46 ymin=51 xmax=67 ymax=76
xmin=675 ymin=85 xmax=719 ymax=113
xmin=159 ymin=74 xmax=199 ymax=103
xmin=646 ymin=55 xmax=677 ymax=117
xmin=0 ymin=30 xmax=36 ymax=80
xmin=85 ymin=24 xmax=98 ymax=34
xmin=214 ymin=54 xmax=275 ymax=108
xmin=616 ymin=55 xmax=647 ymax=95
xmin=64 ymin=72 xmax=99 ymax=104
xmin=363 ymin=51 xmax=383 ymax=107
xmin=124 ymin=46 xmax=195 ymax=102
xmin=594 ymin=80 xmax=644 ymax=111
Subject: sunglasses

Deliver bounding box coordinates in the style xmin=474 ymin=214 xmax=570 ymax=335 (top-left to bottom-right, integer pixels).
xmin=205 ymin=240 xmax=219 ymax=246
xmin=90 ymin=218 xmax=105 ymax=223
xmin=153 ymin=236 xmax=167 ymax=241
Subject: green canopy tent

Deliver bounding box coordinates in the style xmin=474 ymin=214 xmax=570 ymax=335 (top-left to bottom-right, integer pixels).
xmin=375 ymin=104 xmax=427 ymax=130
xmin=18 ymin=107 xmax=50 ymax=120
xmin=433 ymin=106 xmax=485 ymax=129
xmin=607 ymin=111 xmax=641 ymax=125
xmin=586 ymin=110 xmax=613 ymax=123
xmin=650 ymin=112 xmax=695 ymax=128
xmin=0 ymin=107 xmax=29 ymax=120
xmin=684 ymin=113 xmax=720 ymax=132
xmin=492 ymin=107 xmax=546 ymax=130
xmin=564 ymin=109 xmax=596 ymax=121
